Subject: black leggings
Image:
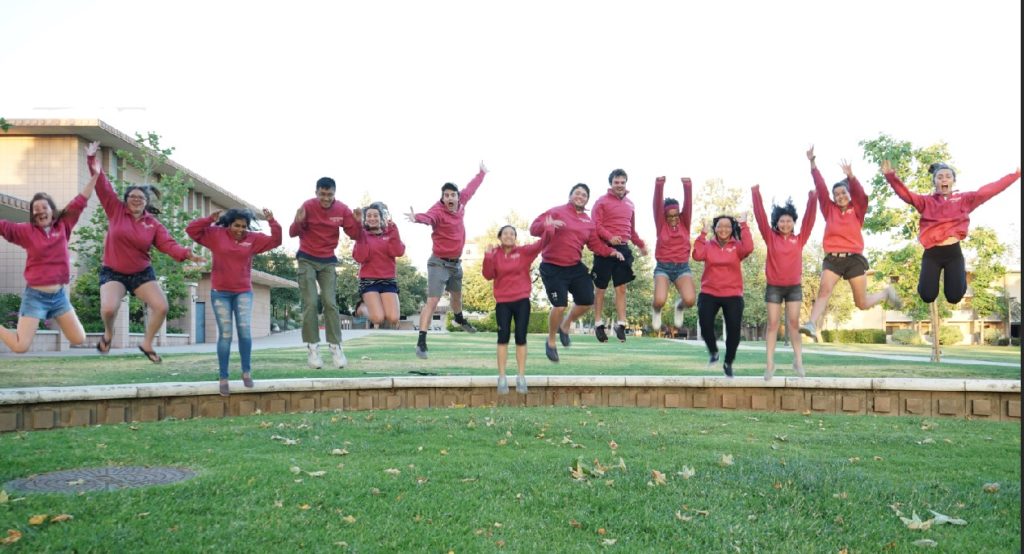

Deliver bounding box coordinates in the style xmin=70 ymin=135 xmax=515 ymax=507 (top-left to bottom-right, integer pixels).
xmin=697 ymin=293 xmax=744 ymax=365
xmin=919 ymin=243 xmax=967 ymax=304
xmin=496 ymin=298 xmax=531 ymax=345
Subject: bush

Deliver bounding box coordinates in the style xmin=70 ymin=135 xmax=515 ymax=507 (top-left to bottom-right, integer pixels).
xmin=937 ymin=325 xmax=963 ymax=346
xmin=820 ymin=329 xmax=887 ymax=344
xmin=448 ymin=310 xmax=550 ymax=334
xmin=0 ymin=292 xmax=21 ymax=328
xmin=982 ymin=328 xmax=1003 ymax=346
xmin=891 ymin=328 xmax=923 ymax=345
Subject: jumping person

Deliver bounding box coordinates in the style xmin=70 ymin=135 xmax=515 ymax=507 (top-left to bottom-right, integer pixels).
xmin=531 ymin=183 xmax=624 ymax=363
xmin=692 ymin=214 xmax=754 ymax=378
xmin=591 ymin=168 xmax=647 ymax=342
xmin=352 ymin=202 xmax=406 ymax=329
xmin=87 ymin=143 xmax=205 ymax=363
xmin=800 ymin=146 xmax=900 ymax=340
xmin=290 ymin=177 xmax=360 ymax=369
xmin=752 ymin=185 xmax=816 ymax=380
xmin=882 ymin=160 xmax=1021 ymax=305
xmin=482 ymin=217 xmax=559 ymax=394
xmin=405 ymin=162 xmax=488 ymax=359
xmin=0 ymin=144 xmax=99 ymax=353
xmin=187 ymin=208 xmax=281 ymax=396
xmin=651 ymin=176 xmax=696 ymax=337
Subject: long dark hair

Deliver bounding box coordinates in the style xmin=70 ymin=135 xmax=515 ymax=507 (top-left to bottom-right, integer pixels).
xmin=28 ymin=192 xmax=61 ymax=226
xmin=123 ymin=185 xmax=162 ymax=215
xmin=770 ymin=198 xmax=798 ymax=232
xmin=712 ymin=215 xmax=742 ymax=241
xmin=215 ymin=208 xmax=258 ymax=230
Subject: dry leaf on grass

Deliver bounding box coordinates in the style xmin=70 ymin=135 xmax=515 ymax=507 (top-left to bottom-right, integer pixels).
xmin=331 ymin=448 xmax=349 ymax=456
xmin=982 ymin=482 xmax=1000 ymax=493
xmin=306 ymin=471 xmax=326 ymax=478
xmin=299 ymin=504 xmax=311 ymax=510
xmin=609 ymin=440 xmax=618 ymax=450
xmin=649 ymin=470 xmax=667 ymax=486
xmin=28 ymin=514 xmax=47 ymax=525
xmin=0 ymin=530 xmax=21 ymax=545
xmin=719 ymin=454 xmax=734 ymax=467
xmin=0 ymin=490 xmax=7 ymax=504
xmin=601 ymin=538 xmax=617 ymax=546
xmin=928 ymin=510 xmax=966 ymax=526
xmin=899 ymin=511 xmax=933 ymax=530
xmin=289 ymin=466 xmax=302 ymax=475
xmin=569 ymin=519 xmax=582 ymax=528
xmin=384 ymin=468 xmax=401 ymax=476
xmin=342 ymin=515 xmax=356 ymax=523
xmin=913 ymin=539 xmax=938 ymax=547
xmin=674 ymin=511 xmax=692 ymax=523
xmin=50 ymin=514 xmax=73 ymax=523
xmin=677 ymin=466 xmax=696 ymax=479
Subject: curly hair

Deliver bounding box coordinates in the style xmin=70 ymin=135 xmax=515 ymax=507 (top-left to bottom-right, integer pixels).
xmin=770 ymin=198 xmax=799 ymax=232
xmin=215 ymin=208 xmax=258 ymax=230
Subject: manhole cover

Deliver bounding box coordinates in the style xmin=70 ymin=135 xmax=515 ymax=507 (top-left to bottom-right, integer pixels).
xmin=5 ymin=466 xmax=197 ymax=493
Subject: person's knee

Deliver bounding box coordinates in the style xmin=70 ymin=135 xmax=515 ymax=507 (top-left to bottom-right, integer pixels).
xmin=100 ymin=304 xmax=118 ymax=320
xmin=11 ymin=342 xmax=30 ymax=354
xmin=945 ymin=290 xmax=965 ymax=304
xmin=149 ymin=302 xmax=168 ymax=317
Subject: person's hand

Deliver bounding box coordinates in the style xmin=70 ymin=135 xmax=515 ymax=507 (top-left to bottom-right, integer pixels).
xmin=485 ymin=245 xmax=496 ymax=255
xmin=545 ymin=215 xmax=565 ymax=229
xmin=262 ymin=208 xmax=274 ymax=220
xmin=613 ymin=251 xmax=625 ymax=261
xmin=752 ymin=183 xmax=760 ymax=192
xmin=655 ymin=176 xmax=666 ymax=187
xmin=208 ymin=209 xmax=222 ymax=221
xmin=480 ymin=160 xmax=488 ymax=173
xmin=186 ymin=253 xmax=206 ymax=263
xmin=639 ymin=244 xmax=648 ymax=257
xmin=294 ymin=207 xmax=306 ymax=223
xmin=85 ymin=141 xmax=100 ymax=157
xmin=806 ymin=145 xmax=816 ymax=162
xmin=404 ymin=206 xmax=416 ymax=223
xmin=352 ymin=207 xmax=363 ymax=222
xmin=681 ymin=177 xmax=692 ymax=187
xmin=608 ymin=236 xmax=623 ymax=246
xmin=738 ymin=212 xmax=748 ymax=224
xmin=839 ymin=159 xmax=854 ymax=179
xmin=809 ymin=189 xmax=815 ymax=200
xmin=702 ymin=220 xmax=711 ymax=235
xmin=881 ymin=159 xmax=893 ymax=174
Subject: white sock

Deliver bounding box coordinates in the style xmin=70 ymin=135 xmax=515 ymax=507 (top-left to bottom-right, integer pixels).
xmin=651 ymin=308 xmax=662 ymax=331
xmin=617 ymin=320 xmax=627 ymax=327
xmin=594 ymin=319 xmax=605 ymax=327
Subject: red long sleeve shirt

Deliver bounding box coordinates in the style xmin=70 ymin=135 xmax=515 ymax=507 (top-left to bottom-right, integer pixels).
xmin=692 ymin=223 xmax=754 ymax=297
xmin=530 ymin=203 xmax=615 ymax=266
xmin=752 ymin=188 xmax=817 ymax=287
xmin=812 ymin=167 xmax=867 ymax=254
xmin=352 ymin=223 xmax=406 ymax=279
xmin=592 ymin=189 xmax=646 ymax=251
xmin=0 ymin=194 xmax=88 ymax=287
xmin=89 ymin=161 xmax=191 ymax=273
xmin=413 ymin=170 xmax=485 ymax=259
xmin=289 ymin=198 xmax=359 ymax=260
xmin=884 ymin=170 xmax=1021 ymax=249
xmin=186 ymin=216 xmax=282 ymax=292
xmin=482 ymin=229 xmax=552 ymax=303
xmin=653 ymin=178 xmax=692 ymax=263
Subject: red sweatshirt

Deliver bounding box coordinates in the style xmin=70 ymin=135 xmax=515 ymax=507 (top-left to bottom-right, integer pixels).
xmin=289 ymin=198 xmax=359 ymax=259
xmin=592 ymin=189 xmax=646 ymax=251
xmin=812 ymin=167 xmax=867 ymax=254
xmin=352 ymin=222 xmax=406 ymax=279
xmin=884 ymin=170 xmax=1021 ymax=249
xmin=186 ymin=216 xmax=282 ymax=292
xmin=482 ymin=229 xmax=552 ymax=303
xmin=89 ymin=161 xmax=191 ymax=273
xmin=692 ymin=223 xmax=754 ymax=297
xmin=0 ymin=194 xmax=88 ymax=287
xmin=413 ymin=170 xmax=485 ymax=259
xmin=752 ymin=187 xmax=817 ymax=287
xmin=530 ymin=203 xmax=616 ymax=266
xmin=653 ymin=178 xmax=692 ymax=263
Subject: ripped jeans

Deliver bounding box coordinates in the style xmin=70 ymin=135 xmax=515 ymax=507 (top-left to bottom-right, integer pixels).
xmin=211 ymin=290 xmax=254 ymax=379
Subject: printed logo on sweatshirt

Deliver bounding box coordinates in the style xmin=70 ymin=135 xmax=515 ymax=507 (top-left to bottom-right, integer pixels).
xmin=329 ymin=216 xmax=346 ymax=223
xmin=239 ymin=241 xmax=253 ymax=248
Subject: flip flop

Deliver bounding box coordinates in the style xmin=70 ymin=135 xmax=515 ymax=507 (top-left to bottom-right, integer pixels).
xmin=138 ymin=345 xmax=162 ymax=364
xmin=96 ymin=336 xmax=111 ymax=354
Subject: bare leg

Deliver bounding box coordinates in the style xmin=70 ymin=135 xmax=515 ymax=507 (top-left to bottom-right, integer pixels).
xmin=0 ymin=317 xmax=41 ymax=353
xmin=613 ymin=283 xmax=627 ymax=323
xmin=362 ymin=291 xmax=386 ymax=327
xmin=849 ymin=275 xmax=888 ymax=310
xmin=54 ymin=308 xmax=86 ymax=345
xmin=99 ymin=281 xmax=128 ymax=345
xmin=562 ymin=304 xmax=591 ymax=330
xmin=449 ymin=290 xmax=463 ymax=314
xmin=515 ymin=344 xmax=527 ymax=377
xmin=497 ymin=343 xmax=508 ymax=378
xmin=652 ymin=275 xmax=669 ymax=332
xmin=807 ymin=270 xmax=842 ymax=327
xmin=133 ymin=281 xmax=168 ymax=353
xmin=547 ymin=307 xmax=566 ymax=347
xmin=786 ymin=300 xmax=804 ymax=373
xmin=765 ymin=302 xmax=782 ymax=374
xmin=676 ymin=275 xmax=696 ymax=308
xmin=593 ymin=287 xmax=607 ymax=324
xmin=381 ymin=292 xmax=400 ymax=328
xmin=418 ymin=296 xmax=441 ymax=331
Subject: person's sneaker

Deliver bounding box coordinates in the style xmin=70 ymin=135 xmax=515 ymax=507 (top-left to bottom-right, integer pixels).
xmin=557 ymin=325 xmax=571 ymax=347
xmin=614 ymin=323 xmax=627 ymax=342
xmin=415 ymin=343 xmax=428 ymax=360
xmin=497 ymin=375 xmax=509 ymax=395
xmin=674 ymin=300 xmax=685 ymax=328
xmin=594 ymin=324 xmax=609 ymax=343
xmin=458 ymin=321 xmax=477 ymax=333
xmin=545 ymin=342 xmax=559 ymax=363
xmin=307 ymin=344 xmax=323 ymax=369
xmin=707 ymin=352 xmax=720 ymax=368
xmin=651 ymin=308 xmax=662 ymax=334
xmin=329 ymin=343 xmax=347 ymax=368
xmin=793 ymin=365 xmax=806 ymax=379
xmin=798 ymin=321 xmax=816 ymax=339
xmin=764 ymin=366 xmax=775 ymax=381
xmin=242 ymin=373 xmax=254 ymax=388
xmin=515 ymin=375 xmax=528 ymax=394
xmin=885 ymin=286 xmax=903 ymax=310
xmin=219 ymin=379 xmax=230 ymax=397
xmin=723 ymin=362 xmax=734 ymax=378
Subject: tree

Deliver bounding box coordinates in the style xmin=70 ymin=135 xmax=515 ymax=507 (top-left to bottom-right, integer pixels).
xmin=460 ymin=259 xmax=495 ymax=313
xmin=395 ymin=256 xmax=427 ymax=317
xmin=0 ymin=117 xmax=10 ymax=132
xmin=963 ymin=227 xmax=1007 ymax=318
xmin=801 ymin=241 xmax=856 ymax=330
xmin=464 ymin=210 xmax=540 ymax=315
xmin=252 ymin=247 xmax=300 ymax=320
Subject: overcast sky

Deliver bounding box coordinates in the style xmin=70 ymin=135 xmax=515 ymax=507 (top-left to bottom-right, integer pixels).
xmin=2 ymin=0 xmax=1020 ymax=268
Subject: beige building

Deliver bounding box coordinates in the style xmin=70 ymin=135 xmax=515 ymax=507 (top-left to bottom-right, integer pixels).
xmin=0 ymin=119 xmax=296 ymax=353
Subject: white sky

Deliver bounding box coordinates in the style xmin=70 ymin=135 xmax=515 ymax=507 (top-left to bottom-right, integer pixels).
xmin=2 ymin=0 xmax=1021 ymax=269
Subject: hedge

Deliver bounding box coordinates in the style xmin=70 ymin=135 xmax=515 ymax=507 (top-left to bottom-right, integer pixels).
xmin=891 ymin=329 xmax=923 ymax=345
xmin=447 ymin=310 xmax=551 ymax=334
xmin=820 ymin=329 xmax=887 ymax=344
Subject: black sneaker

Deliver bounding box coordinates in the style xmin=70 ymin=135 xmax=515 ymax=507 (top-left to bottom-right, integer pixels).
xmin=415 ymin=342 xmax=428 ymax=360
xmin=707 ymin=352 xmax=719 ymax=368
xmin=723 ymin=362 xmax=734 ymax=378
xmin=545 ymin=342 xmax=559 ymax=363
xmin=557 ymin=326 xmax=571 ymax=347
xmin=613 ymin=323 xmax=626 ymax=342
xmin=595 ymin=324 xmax=609 ymax=343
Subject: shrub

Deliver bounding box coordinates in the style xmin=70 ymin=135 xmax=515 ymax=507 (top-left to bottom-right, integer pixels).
xmin=891 ymin=328 xmax=923 ymax=345
xmin=820 ymin=329 xmax=887 ymax=344
xmin=448 ymin=310 xmax=550 ymax=334
xmin=0 ymin=292 xmax=21 ymax=328
xmin=982 ymin=328 xmax=1002 ymax=346
xmin=937 ymin=325 xmax=963 ymax=346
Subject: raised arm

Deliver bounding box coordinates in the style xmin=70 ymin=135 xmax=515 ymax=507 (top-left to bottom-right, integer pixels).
xmin=481 ymin=247 xmax=497 ymax=281
xmin=289 ymin=206 xmax=306 ymax=238
xmin=458 ymin=161 xmax=488 ymax=206
xmin=841 ymin=159 xmax=868 ymax=218
xmin=88 ymin=151 xmax=124 ymax=218
xmin=653 ymin=176 xmax=666 ymax=232
xmin=881 ymin=160 xmax=926 ymax=212
xmin=750 ymin=185 xmax=771 ymax=242
xmin=681 ymin=177 xmax=693 ymax=231
xmin=798 ymin=189 xmax=817 ymax=246
xmin=186 ymin=211 xmax=219 ymax=247
xmin=529 ymin=208 xmax=553 ymax=237
xmin=964 ymin=169 xmax=1022 ymax=212
xmin=386 ymin=222 xmax=406 ymax=258
xmin=522 ymin=218 xmax=560 ymax=262
xmin=252 ymin=210 xmax=283 ymax=254
xmin=691 ymin=222 xmax=709 ymax=262
xmin=737 ymin=218 xmax=754 ymax=260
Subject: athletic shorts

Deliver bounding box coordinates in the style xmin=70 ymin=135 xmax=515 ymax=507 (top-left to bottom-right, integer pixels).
xmin=765 ymin=284 xmax=802 ymax=304
xmin=99 ymin=265 xmax=157 ymax=295
xmin=359 ymin=278 xmax=399 ymax=295
xmin=426 ymin=255 xmax=463 ymax=297
xmin=591 ymin=244 xmax=635 ymax=288
xmin=540 ymin=262 xmax=595 ymax=308
xmin=653 ymin=261 xmax=692 ymax=282
xmin=821 ymin=253 xmax=868 ymax=280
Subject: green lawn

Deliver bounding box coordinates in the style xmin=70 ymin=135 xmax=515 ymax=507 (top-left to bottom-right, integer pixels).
xmin=0 ymin=407 xmax=1018 ymax=552
xmin=0 ymin=334 xmax=1019 ymax=389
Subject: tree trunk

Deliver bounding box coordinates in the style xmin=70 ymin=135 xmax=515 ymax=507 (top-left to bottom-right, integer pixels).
xmin=930 ymin=302 xmax=941 ymax=363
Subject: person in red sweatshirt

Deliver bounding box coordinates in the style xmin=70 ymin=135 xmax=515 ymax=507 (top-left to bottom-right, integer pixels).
xmin=752 ymin=185 xmax=816 ymax=380
xmin=591 ymin=168 xmax=647 ymax=343
xmin=405 ymin=161 xmax=488 ymax=359
xmin=882 ymin=159 xmax=1021 ymax=305
xmin=352 ymin=202 xmax=406 ymax=329
xmin=692 ymin=214 xmax=754 ymax=377
xmin=800 ymin=146 xmax=900 ymax=340
xmin=482 ymin=217 xmax=559 ymax=394
xmin=530 ymin=183 xmax=623 ymax=363
xmin=290 ymin=177 xmax=360 ymax=370
xmin=651 ymin=176 xmax=696 ymax=337
xmin=187 ymin=208 xmax=281 ymax=396
xmin=0 ymin=146 xmax=99 ymax=354
xmin=87 ymin=144 xmax=204 ymax=364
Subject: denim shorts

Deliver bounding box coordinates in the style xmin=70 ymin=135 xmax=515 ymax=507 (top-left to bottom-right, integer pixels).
xmin=653 ymin=261 xmax=693 ymax=282
xmin=19 ymin=286 xmax=73 ymax=320
xmin=99 ymin=265 xmax=157 ymax=295
xmin=359 ymin=278 xmax=399 ymax=295
xmin=765 ymin=284 xmax=803 ymax=304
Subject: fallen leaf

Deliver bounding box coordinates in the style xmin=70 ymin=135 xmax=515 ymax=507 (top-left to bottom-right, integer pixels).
xmin=848 ymin=457 xmax=860 ymax=463
xmin=873 ymin=456 xmax=884 ymax=461
xmin=678 ymin=466 xmax=696 ymax=479
xmin=0 ymin=530 xmax=21 ymax=545
xmin=694 ymin=509 xmax=710 ymax=516
xmin=440 ymin=449 xmax=448 ymax=456
xmin=569 ymin=519 xmax=582 ymax=528
xmin=650 ymin=470 xmax=667 ymax=486
xmin=609 ymin=440 xmax=618 ymax=450
xmin=259 ymin=421 xmax=272 ymax=429
xmin=289 ymin=466 xmax=302 ymax=474
xmin=137 ymin=512 xmax=151 ymax=518
xmin=29 ymin=514 xmax=48 ymax=525
xmin=601 ymin=538 xmax=617 ymax=546
xmin=674 ymin=511 xmax=692 ymax=522
xmin=982 ymin=483 xmax=1000 ymax=493
xmin=773 ymin=434 xmax=788 ymax=442
xmin=494 ymin=522 xmax=503 ymax=528
xmin=719 ymin=454 xmax=734 ymax=467
xmin=67 ymin=479 xmax=85 ymax=486
xmin=0 ymin=490 xmax=7 ymax=504
xmin=370 ymin=488 xmax=381 ymax=495
xmin=272 ymin=500 xmax=283 ymax=508
xmin=331 ymin=448 xmax=349 ymax=456
xmin=385 ymin=468 xmax=401 ymax=476
xmin=416 ymin=477 xmax=429 ymax=485
xmin=306 ymin=471 xmax=326 ymax=477
xmin=299 ymin=504 xmax=311 ymax=510
xmin=772 ymin=481 xmax=783 ymax=490
xmin=928 ymin=510 xmax=966 ymax=526
xmin=497 ymin=438 xmax=508 ymax=446
xmin=899 ymin=511 xmax=933 ymax=530
xmin=50 ymin=514 xmax=73 ymax=523
xmin=801 ymin=410 xmax=811 ymax=416
xmin=912 ymin=539 xmax=938 ymax=547
xmin=342 ymin=515 xmax=356 ymax=523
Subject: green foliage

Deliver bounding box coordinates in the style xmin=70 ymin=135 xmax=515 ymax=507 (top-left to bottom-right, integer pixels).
xmin=396 ymin=256 xmax=427 ymax=317
xmin=69 ymin=271 xmax=104 ymax=332
xmin=820 ymin=329 xmax=887 ymax=344
xmin=993 ymin=287 xmax=1021 ymax=325
xmin=891 ymin=328 xmax=923 ymax=345
xmin=252 ymin=247 xmax=300 ymax=320
xmin=962 ymin=227 xmax=1006 ymax=318
xmin=459 ymin=259 xmax=495 ymax=313
xmin=935 ymin=324 xmax=964 ymax=346
xmin=983 ymin=328 xmax=1003 ymax=346
xmin=0 ymin=293 xmax=21 ymax=328
xmin=801 ymin=242 xmax=856 ymax=327
xmin=455 ymin=310 xmax=551 ymax=334
xmin=0 ymin=117 xmax=10 ymax=132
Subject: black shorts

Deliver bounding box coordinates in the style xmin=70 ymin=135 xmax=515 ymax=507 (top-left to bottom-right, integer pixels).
xmin=540 ymin=262 xmax=595 ymax=308
xmin=99 ymin=265 xmax=157 ymax=295
xmin=359 ymin=278 xmax=399 ymax=295
xmin=591 ymin=244 xmax=635 ymax=288
xmin=821 ymin=253 xmax=869 ymax=280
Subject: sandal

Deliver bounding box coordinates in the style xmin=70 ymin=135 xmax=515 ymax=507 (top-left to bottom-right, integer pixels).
xmin=96 ymin=336 xmax=111 ymax=354
xmin=138 ymin=345 xmax=162 ymax=364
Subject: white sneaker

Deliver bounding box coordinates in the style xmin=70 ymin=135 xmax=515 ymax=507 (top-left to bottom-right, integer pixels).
xmin=799 ymin=321 xmax=816 ymax=339
xmin=307 ymin=343 xmax=323 ymax=369
xmin=651 ymin=308 xmax=662 ymax=335
xmin=673 ymin=301 xmax=685 ymax=329
xmin=329 ymin=343 xmax=347 ymax=368
xmin=497 ymin=375 xmax=509 ymax=395
xmin=515 ymin=375 xmax=528 ymax=394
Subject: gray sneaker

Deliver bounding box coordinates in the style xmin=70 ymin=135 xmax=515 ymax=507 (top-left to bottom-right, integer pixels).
xmin=515 ymin=375 xmax=528 ymax=394
xmin=798 ymin=321 xmax=816 ymax=339
xmin=459 ymin=321 xmax=477 ymax=333
xmin=613 ymin=323 xmax=627 ymax=342
xmin=415 ymin=343 xmax=428 ymax=360
xmin=497 ymin=375 xmax=509 ymax=395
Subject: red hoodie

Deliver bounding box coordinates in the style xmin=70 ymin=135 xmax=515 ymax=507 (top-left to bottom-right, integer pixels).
xmin=186 ymin=215 xmax=282 ymax=292
xmin=482 ymin=229 xmax=553 ymax=303
xmin=692 ymin=223 xmax=754 ymax=297
xmin=812 ymin=167 xmax=867 ymax=254
xmin=352 ymin=222 xmax=406 ymax=279
xmin=0 ymin=194 xmax=88 ymax=287
xmin=592 ymin=189 xmax=646 ymax=251
xmin=653 ymin=178 xmax=692 ymax=263
xmin=752 ymin=187 xmax=817 ymax=287
xmin=530 ymin=203 xmax=615 ymax=266
xmin=289 ymin=197 xmax=359 ymax=259
xmin=884 ymin=170 xmax=1021 ymax=249
xmin=88 ymin=160 xmax=191 ymax=273
xmin=413 ymin=170 xmax=485 ymax=259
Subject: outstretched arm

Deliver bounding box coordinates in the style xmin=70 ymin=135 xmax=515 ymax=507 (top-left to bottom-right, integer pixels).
xmin=881 ymin=159 xmax=926 ymax=212
xmin=841 ymin=159 xmax=868 ymax=216
xmin=964 ymin=168 xmax=1022 ymax=211
xmin=458 ymin=161 xmax=488 ymax=206
xmin=681 ymin=177 xmax=693 ymax=231
xmin=798 ymin=189 xmax=817 ymax=246
xmin=750 ymin=185 xmax=771 ymax=242
xmin=737 ymin=216 xmax=755 ymax=259
xmin=653 ymin=176 xmax=666 ymax=232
